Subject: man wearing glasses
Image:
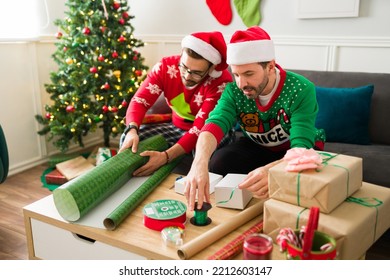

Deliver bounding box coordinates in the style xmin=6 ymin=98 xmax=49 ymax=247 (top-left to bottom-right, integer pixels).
xmin=119 ymin=31 xmax=234 ymax=176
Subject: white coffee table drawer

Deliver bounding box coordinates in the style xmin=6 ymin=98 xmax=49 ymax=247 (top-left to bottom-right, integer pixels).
xmin=31 ymin=219 xmax=146 ymax=260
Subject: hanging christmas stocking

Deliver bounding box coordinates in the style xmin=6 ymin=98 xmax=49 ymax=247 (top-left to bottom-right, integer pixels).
xmin=234 ymin=0 xmax=262 ymax=27
xmin=206 ymin=0 xmax=232 ymax=25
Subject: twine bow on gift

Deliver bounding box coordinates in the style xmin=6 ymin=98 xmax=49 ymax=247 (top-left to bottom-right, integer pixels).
xmin=346 ymin=196 xmax=383 ymax=242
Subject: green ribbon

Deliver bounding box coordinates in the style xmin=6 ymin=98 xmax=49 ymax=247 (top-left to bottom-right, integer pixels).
xmin=216 ymin=187 xmax=237 ymax=205
xmin=345 ymin=196 xmax=383 ymax=242
xmin=296 ymin=208 xmax=308 ymax=229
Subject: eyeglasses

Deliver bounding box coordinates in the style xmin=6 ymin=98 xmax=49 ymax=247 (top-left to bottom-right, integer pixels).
xmin=178 ymin=63 xmax=210 ymax=80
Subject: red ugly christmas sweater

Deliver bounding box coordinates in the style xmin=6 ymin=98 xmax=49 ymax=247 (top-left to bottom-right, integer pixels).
xmin=126 ymin=55 xmax=232 ymax=153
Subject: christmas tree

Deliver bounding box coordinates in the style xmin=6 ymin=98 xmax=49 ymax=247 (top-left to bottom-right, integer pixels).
xmin=35 ymin=0 xmax=148 ymax=153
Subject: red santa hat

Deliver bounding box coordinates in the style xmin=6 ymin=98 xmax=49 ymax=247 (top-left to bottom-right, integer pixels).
xmin=181 ymin=31 xmax=228 ymax=78
xmin=227 ymin=26 xmax=275 ymax=65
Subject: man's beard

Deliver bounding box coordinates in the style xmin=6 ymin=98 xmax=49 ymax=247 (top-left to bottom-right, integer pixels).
xmin=182 ymin=76 xmax=199 ymax=89
xmin=242 ymin=75 xmax=269 ymax=100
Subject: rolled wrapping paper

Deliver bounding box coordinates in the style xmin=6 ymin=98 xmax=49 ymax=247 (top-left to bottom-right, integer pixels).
xmin=103 ymin=156 xmax=183 ymax=230
xmin=177 ymin=200 xmax=264 ymax=260
xmin=207 ymin=220 xmax=264 ymax=260
xmin=53 ymin=135 xmax=168 ymax=222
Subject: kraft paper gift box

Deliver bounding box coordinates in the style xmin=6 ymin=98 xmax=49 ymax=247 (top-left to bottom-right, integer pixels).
xmin=175 ymin=172 xmax=223 ymax=195
xmin=214 ymin=173 xmax=253 ymax=210
xmin=268 ymin=152 xmax=363 ymax=213
xmin=263 ymin=182 xmax=390 ymax=260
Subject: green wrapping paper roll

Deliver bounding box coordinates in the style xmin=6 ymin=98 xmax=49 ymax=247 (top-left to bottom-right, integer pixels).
xmin=103 ymin=156 xmax=183 ymax=230
xmin=53 ymin=135 xmax=168 ymax=221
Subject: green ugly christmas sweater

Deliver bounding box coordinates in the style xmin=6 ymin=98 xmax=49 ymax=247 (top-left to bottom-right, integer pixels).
xmin=202 ymin=66 xmax=326 ymax=152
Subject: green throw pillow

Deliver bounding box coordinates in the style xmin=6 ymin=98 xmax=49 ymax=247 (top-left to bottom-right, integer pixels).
xmin=315 ymin=85 xmax=374 ymax=145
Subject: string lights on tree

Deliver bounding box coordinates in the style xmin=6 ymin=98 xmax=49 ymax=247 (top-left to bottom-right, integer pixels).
xmin=35 ymin=0 xmax=148 ymax=152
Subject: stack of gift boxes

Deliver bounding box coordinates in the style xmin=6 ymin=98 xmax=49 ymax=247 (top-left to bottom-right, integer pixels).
xmin=263 ymin=151 xmax=390 ymax=259
xmin=45 ymin=147 xmax=118 ymax=185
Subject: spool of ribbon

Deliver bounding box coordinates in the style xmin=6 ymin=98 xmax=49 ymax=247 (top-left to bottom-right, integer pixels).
xmin=190 ymin=202 xmax=212 ymax=226
xmin=143 ymin=199 xmax=187 ymax=231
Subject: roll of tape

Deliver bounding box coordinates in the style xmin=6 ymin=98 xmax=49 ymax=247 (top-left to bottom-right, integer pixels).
xmin=143 ymin=199 xmax=187 ymax=231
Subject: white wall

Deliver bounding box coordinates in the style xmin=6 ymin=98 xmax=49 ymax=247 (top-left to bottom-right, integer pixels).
xmin=1 ymin=0 xmax=390 ymax=176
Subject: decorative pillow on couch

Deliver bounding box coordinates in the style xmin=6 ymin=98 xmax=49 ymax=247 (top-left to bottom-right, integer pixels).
xmin=315 ymin=84 xmax=374 ymax=145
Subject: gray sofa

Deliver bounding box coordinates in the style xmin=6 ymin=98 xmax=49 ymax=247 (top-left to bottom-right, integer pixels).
xmin=150 ymin=70 xmax=390 ymax=189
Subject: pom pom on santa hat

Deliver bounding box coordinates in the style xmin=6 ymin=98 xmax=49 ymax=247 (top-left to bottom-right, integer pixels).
xmin=227 ymin=26 xmax=275 ymax=65
xmin=181 ymin=31 xmax=228 ymax=78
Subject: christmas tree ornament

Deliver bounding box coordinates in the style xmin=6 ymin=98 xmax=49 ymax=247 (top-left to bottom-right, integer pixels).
xmin=121 ymin=100 xmax=128 ymax=107
xmin=206 ymin=0 xmax=232 ymax=25
xmin=112 ymin=51 xmax=119 ymax=58
xmin=118 ymin=35 xmax=126 ymax=43
xmin=98 ymin=54 xmax=105 ymax=62
xmin=113 ymin=70 xmax=121 ymax=78
xmin=102 ymin=105 xmax=109 ymax=113
xmin=89 ymin=66 xmax=98 ymax=73
xmin=56 ymin=32 xmax=63 ymax=39
xmin=45 ymin=113 xmax=52 ymax=119
xmin=63 ymin=46 xmax=68 ymax=52
xmin=66 ymin=105 xmax=75 ymax=113
xmin=135 ymin=70 xmax=142 ymax=77
xmin=113 ymin=1 xmax=121 ymax=10
xmin=133 ymin=55 xmax=138 ymax=61
xmin=102 ymin=82 xmax=110 ymax=90
xmin=111 ymin=106 xmax=118 ymax=113
xmin=112 ymin=126 xmax=117 ymax=133
xmin=82 ymin=27 xmax=91 ymax=35
xmin=118 ymin=18 xmax=125 ymax=25
xmin=65 ymin=58 xmax=73 ymax=65
xmin=122 ymin=12 xmax=129 ymax=19
xmin=233 ymin=0 xmax=262 ymax=27
xmin=100 ymin=26 xmax=107 ymax=33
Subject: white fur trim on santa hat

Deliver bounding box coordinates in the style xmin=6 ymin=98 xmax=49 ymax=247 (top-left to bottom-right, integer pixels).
xmin=181 ymin=35 xmax=222 ymax=66
xmin=227 ymin=40 xmax=275 ymax=65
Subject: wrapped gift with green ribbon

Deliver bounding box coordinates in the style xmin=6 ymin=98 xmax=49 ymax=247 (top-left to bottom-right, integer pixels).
xmin=269 ymin=152 xmax=363 ymax=213
xmin=53 ymin=135 xmax=169 ymax=222
xmin=263 ymin=182 xmax=390 ymax=259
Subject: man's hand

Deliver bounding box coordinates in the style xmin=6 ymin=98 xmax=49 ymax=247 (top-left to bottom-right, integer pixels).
xmin=118 ymin=130 xmax=139 ymax=154
xmin=132 ymin=150 xmax=167 ymax=176
xmin=184 ymin=162 xmax=211 ymax=211
xmin=238 ymin=159 xmax=282 ymax=198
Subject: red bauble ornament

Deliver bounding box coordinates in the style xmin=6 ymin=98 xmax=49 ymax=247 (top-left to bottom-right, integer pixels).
xmin=100 ymin=26 xmax=107 ymax=33
xmin=63 ymin=46 xmax=68 ymax=52
xmin=103 ymin=82 xmax=110 ymax=90
xmin=89 ymin=66 xmax=98 ymax=73
xmin=98 ymin=55 xmax=105 ymax=62
xmin=118 ymin=35 xmax=126 ymax=43
xmin=82 ymin=27 xmax=91 ymax=35
xmin=121 ymin=100 xmax=128 ymax=107
xmin=113 ymin=1 xmax=120 ymax=10
xmin=56 ymin=32 xmax=63 ymax=39
xmin=122 ymin=12 xmax=129 ymax=19
xmin=118 ymin=18 xmax=125 ymax=25
xmin=133 ymin=55 xmax=138 ymax=61
xmin=111 ymin=106 xmax=118 ymax=113
xmin=135 ymin=70 xmax=143 ymax=77
xmin=66 ymin=105 xmax=75 ymax=113
xmin=112 ymin=51 xmax=119 ymax=58
xmin=45 ymin=113 xmax=51 ymax=119
xmin=102 ymin=105 xmax=109 ymax=113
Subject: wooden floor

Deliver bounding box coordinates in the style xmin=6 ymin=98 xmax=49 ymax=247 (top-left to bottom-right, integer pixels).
xmin=0 ymin=164 xmax=389 ymax=260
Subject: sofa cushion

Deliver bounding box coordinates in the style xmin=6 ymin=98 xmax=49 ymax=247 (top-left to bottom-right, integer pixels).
xmin=315 ymin=85 xmax=374 ymax=145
